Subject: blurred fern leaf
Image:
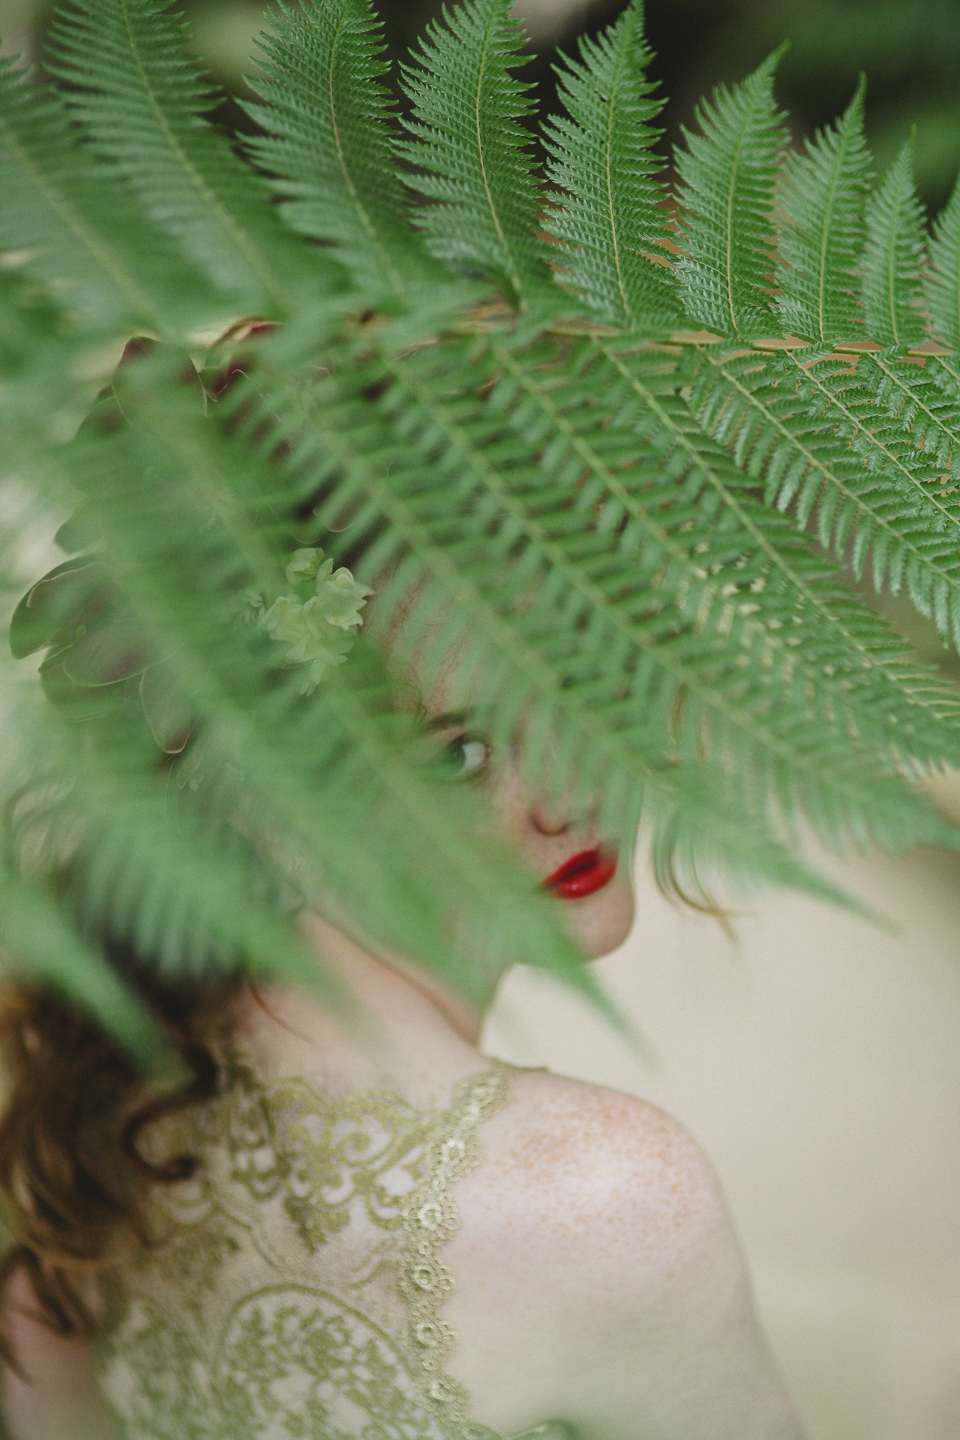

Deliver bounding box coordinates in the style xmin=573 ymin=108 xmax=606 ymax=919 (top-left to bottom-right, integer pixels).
xmin=46 ymin=0 xmax=317 ymax=313
xmin=926 ymin=174 xmax=960 ymax=349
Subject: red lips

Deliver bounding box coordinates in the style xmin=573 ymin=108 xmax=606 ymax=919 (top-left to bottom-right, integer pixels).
xmin=543 ymin=847 xmax=617 ymax=900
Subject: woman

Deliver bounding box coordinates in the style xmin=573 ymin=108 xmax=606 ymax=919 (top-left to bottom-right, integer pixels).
xmin=0 ymin=568 xmax=805 ymax=1440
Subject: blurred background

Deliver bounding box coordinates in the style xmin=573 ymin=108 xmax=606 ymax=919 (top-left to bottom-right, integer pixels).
xmin=5 ymin=0 xmax=960 ymax=1435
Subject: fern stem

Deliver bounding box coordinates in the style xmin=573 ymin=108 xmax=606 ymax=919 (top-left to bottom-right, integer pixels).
xmin=604 ymin=31 xmax=632 ymax=319
xmin=724 ymin=117 xmax=751 ymax=337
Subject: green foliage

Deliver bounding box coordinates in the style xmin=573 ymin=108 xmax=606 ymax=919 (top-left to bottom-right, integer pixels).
xmin=46 ymin=0 xmax=319 ymax=313
xmin=543 ymin=0 xmax=679 ymax=327
xmin=398 ymin=0 xmax=551 ymax=308
xmin=862 ymin=139 xmax=928 ymax=347
xmin=0 ymin=56 xmax=207 ymax=335
xmin=243 ymin=0 xmax=428 ymax=301
xmin=3 ymin=0 xmax=960 ymax=1048
xmin=776 ymin=78 xmax=871 ymax=344
xmin=926 ymin=175 xmax=960 ymax=350
xmin=674 ymin=49 xmax=788 ymax=338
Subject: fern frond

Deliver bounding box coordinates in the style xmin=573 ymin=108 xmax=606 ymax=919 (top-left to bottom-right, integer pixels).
xmin=244 ymin=0 xmax=431 ymax=303
xmin=0 ymin=868 xmax=164 ymax=1063
xmin=862 ymin=139 xmax=928 ymax=348
xmin=398 ymin=0 xmax=551 ymax=309
xmin=776 ymin=78 xmax=871 ymax=343
xmin=246 ymin=319 xmax=960 ymax=851
xmin=687 ymin=344 xmax=960 ymax=643
xmin=542 ymin=0 xmax=679 ymax=327
xmin=674 ymin=49 xmax=788 ymax=338
xmin=8 ymin=350 xmax=591 ymax=993
xmin=0 ymin=55 xmax=209 ymax=335
xmin=46 ymin=0 xmax=320 ymax=314
xmin=926 ymin=172 xmax=960 ymax=349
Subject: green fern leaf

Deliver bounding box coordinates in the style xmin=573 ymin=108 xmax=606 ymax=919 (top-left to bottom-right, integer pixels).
xmin=926 ymin=173 xmax=960 ymax=349
xmin=0 ymin=871 xmax=165 ymax=1064
xmin=687 ymin=344 xmax=960 ymax=644
xmin=252 ymin=319 xmax=960 ymax=848
xmin=398 ymin=0 xmax=551 ymax=309
xmin=776 ymin=77 xmax=871 ymax=343
xmin=0 ymin=55 xmax=210 ymax=335
xmin=674 ymin=49 xmax=788 ymax=338
xmin=244 ymin=0 xmax=430 ymax=303
xmin=862 ymin=139 xmax=929 ymax=348
xmin=542 ymin=0 xmax=679 ymax=327
xmin=46 ymin=0 xmax=321 ymax=314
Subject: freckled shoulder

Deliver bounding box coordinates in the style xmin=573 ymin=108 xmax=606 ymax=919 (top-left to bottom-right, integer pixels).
xmin=441 ymin=1067 xmax=735 ymax=1434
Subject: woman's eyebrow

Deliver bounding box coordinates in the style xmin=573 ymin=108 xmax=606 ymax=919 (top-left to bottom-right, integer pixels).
xmin=424 ymin=709 xmax=472 ymax=732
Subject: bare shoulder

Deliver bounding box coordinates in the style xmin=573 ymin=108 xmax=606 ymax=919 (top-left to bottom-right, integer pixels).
xmin=444 ymin=1067 xmax=757 ymax=1434
xmin=473 ymin=1066 xmax=727 ymax=1277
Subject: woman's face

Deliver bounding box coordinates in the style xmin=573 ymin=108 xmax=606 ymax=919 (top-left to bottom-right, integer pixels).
xmin=369 ymin=582 xmax=636 ymax=960
xmin=429 ymin=709 xmax=637 ymax=958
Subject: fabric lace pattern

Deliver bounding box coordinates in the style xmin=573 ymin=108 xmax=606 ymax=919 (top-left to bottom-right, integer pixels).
xmin=94 ymin=1057 xmax=511 ymax=1439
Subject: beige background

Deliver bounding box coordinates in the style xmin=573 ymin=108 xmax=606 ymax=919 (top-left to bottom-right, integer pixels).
xmin=484 ymin=837 xmax=960 ymax=1440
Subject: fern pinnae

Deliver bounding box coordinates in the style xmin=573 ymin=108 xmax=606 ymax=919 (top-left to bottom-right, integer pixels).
xmin=781 ymin=348 xmax=960 ymax=638
xmin=687 ymin=345 xmax=960 ymax=648
xmin=46 ymin=0 xmax=311 ymax=313
xmin=399 ymin=0 xmax=550 ymax=309
xmin=598 ymin=336 xmax=960 ymax=764
xmin=862 ymin=138 xmax=929 ymax=348
xmin=776 ymin=77 xmax=870 ymax=343
xmin=0 ymin=55 xmax=207 ymax=334
xmin=926 ymin=173 xmax=960 ymax=349
xmin=333 ymin=323 xmax=960 ymax=813
xmin=245 ymin=0 xmax=424 ymax=302
xmin=675 ymin=47 xmax=788 ymax=338
xmin=543 ymin=0 xmax=678 ymax=326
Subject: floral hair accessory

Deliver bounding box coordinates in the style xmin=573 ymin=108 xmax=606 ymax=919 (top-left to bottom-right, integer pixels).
xmin=242 ymin=549 xmax=372 ymax=694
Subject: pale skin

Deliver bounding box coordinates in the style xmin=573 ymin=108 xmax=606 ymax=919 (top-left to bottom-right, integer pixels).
xmin=1 ymin=619 xmax=806 ymax=1440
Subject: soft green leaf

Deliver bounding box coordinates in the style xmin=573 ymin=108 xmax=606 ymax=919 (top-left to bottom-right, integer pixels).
xmin=776 ymin=77 xmax=871 ymax=343
xmin=399 ymin=0 xmax=551 ymax=309
xmin=543 ymin=0 xmax=679 ymax=327
xmin=674 ymin=49 xmax=788 ymax=337
xmin=0 ymin=55 xmax=210 ymax=335
xmin=862 ymin=140 xmax=929 ymax=348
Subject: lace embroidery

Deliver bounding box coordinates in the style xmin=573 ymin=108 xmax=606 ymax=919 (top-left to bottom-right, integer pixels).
xmin=94 ymin=1059 xmax=511 ymax=1439
xmin=399 ymin=1067 xmax=508 ymax=1439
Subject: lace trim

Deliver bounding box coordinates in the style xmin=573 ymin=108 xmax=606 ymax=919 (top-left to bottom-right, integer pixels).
xmin=399 ymin=1063 xmax=510 ymax=1440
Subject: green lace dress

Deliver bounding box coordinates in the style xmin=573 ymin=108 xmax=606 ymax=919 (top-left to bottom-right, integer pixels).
xmin=94 ymin=1056 xmax=565 ymax=1440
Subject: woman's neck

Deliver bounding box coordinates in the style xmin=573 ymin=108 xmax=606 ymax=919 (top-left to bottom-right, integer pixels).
xmin=237 ymin=909 xmax=500 ymax=1095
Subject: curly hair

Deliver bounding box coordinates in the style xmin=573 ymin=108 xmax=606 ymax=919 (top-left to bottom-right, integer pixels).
xmin=0 ymin=939 xmax=243 ymax=1370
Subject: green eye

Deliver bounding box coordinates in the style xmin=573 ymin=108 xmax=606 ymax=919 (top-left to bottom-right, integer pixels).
xmin=441 ymin=736 xmax=490 ymax=781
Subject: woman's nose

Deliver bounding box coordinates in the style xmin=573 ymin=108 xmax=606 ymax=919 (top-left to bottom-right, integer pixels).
xmin=530 ymin=799 xmax=570 ymax=836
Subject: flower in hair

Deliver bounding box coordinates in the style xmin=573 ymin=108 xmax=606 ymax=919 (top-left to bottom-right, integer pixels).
xmin=258 ymin=549 xmax=372 ymax=693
